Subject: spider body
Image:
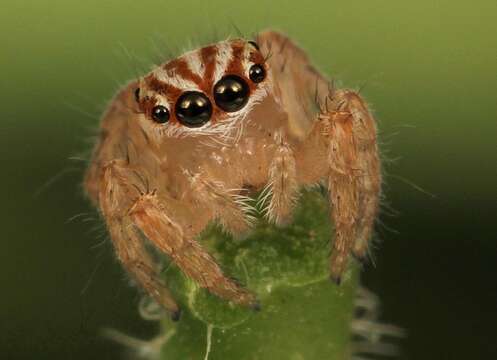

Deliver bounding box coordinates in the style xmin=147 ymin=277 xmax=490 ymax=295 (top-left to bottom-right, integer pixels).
xmin=85 ymin=31 xmax=381 ymax=320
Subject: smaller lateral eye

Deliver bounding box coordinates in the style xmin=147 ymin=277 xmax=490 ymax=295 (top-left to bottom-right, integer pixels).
xmin=249 ymin=64 xmax=266 ymax=83
xmin=134 ymin=88 xmax=140 ymax=103
xmin=248 ymin=40 xmax=260 ymax=51
xmin=151 ymin=105 xmax=169 ymax=124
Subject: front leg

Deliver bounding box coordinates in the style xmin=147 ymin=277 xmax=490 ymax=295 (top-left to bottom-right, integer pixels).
xmin=183 ymin=169 xmax=254 ymax=234
xmin=262 ymin=130 xmax=299 ymax=226
xmin=100 ymin=161 xmax=259 ymax=319
xmin=258 ymin=31 xmax=381 ymax=281
xmin=322 ymin=89 xmax=381 ymax=282
xmin=129 ymin=193 xmax=258 ymax=308
xmin=99 ymin=160 xmax=181 ymax=320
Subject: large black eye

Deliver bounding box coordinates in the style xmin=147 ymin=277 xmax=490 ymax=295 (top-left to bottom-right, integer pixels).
xmin=175 ymin=91 xmax=212 ymax=127
xmin=151 ymin=105 xmax=169 ymax=124
xmin=213 ymin=75 xmax=249 ymax=112
xmin=249 ymin=64 xmax=266 ymax=83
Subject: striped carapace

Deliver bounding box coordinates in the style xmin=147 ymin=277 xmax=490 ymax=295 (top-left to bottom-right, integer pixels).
xmin=84 ymin=30 xmax=381 ymax=320
xmin=135 ymin=38 xmax=269 ymax=138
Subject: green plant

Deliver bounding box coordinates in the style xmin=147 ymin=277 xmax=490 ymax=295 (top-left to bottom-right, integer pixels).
xmin=136 ymin=188 xmax=359 ymax=359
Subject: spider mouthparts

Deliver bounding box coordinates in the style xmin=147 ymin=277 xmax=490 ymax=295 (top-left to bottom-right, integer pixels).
xmin=170 ymin=309 xmax=182 ymax=322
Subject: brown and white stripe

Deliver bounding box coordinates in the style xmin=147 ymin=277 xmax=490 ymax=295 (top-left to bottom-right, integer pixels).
xmin=138 ymin=39 xmax=270 ymax=140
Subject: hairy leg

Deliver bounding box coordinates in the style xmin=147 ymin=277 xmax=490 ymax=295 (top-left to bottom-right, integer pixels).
xmin=322 ymin=89 xmax=381 ymax=281
xmin=263 ymin=130 xmax=299 ymax=225
xmin=257 ymin=31 xmax=381 ymax=280
xmin=292 ymin=89 xmax=381 ymax=282
xmin=100 ymin=160 xmax=180 ymax=319
xmin=256 ymin=31 xmax=330 ymax=140
xmin=341 ymin=92 xmax=381 ymax=259
xmin=183 ymin=169 xmax=254 ymax=234
xmin=100 ymin=161 xmax=259 ymax=318
xmin=129 ymin=193 xmax=258 ymax=308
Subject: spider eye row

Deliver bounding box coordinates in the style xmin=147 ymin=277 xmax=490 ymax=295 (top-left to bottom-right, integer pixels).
xmin=138 ymin=64 xmax=266 ymax=128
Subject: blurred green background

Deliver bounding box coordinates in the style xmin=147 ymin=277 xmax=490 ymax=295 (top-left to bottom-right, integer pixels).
xmin=1 ymin=0 xmax=496 ymax=359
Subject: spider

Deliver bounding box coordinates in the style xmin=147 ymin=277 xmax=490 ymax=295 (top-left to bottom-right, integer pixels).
xmin=84 ymin=30 xmax=381 ymax=321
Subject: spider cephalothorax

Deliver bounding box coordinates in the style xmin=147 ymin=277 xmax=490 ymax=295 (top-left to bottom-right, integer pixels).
xmin=134 ymin=39 xmax=272 ymax=140
xmin=84 ymin=31 xmax=381 ymax=320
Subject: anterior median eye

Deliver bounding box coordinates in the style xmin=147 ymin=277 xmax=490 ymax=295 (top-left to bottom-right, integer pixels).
xmin=213 ymin=75 xmax=249 ymax=112
xmin=151 ymin=105 xmax=169 ymax=124
xmin=175 ymin=91 xmax=212 ymax=127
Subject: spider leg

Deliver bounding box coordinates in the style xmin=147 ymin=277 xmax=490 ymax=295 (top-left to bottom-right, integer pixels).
xmin=129 ymin=192 xmax=258 ymax=309
xmin=257 ymin=31 xmax=381 ymax=281
xmin=184 ymin=169 xmax=254 ymax=234
xmin=100 ymin=160 xmax=180 ymax=320
xmin=100 ymin=161 xmax=259 ymax=317
xmin=323 ymin=89 xmax=381 ymax=282
xmin=344 ymin=92 xmax=381 ymax=260
xmin=264 ymin=130 xmax=298 ymax=225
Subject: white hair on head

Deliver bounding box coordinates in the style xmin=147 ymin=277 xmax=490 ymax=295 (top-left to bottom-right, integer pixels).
xmin=185 ymin=50 xmax=205 ymax=78
xmin=213 ymin=41 xmax=233 ymax=84
xmin=159 ymin=83 xmax=270 ymax=142
xmin=152 ymin=67 xmax=200 ymax=92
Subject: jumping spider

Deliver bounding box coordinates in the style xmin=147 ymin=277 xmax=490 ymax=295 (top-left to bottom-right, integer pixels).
xmin=84 ymin=30 xmax=381 ymax=320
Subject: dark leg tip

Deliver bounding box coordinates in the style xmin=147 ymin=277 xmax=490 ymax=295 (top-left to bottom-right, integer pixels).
xmin=330 ymin=275 xmax=342 ymax=286
xmin=251 ymin=301 xmax=262 ymax=312
xmin=170 ymin=309 xmax=181 ymax=322
xmin=352 ymin=252 xmax=368 ymax=265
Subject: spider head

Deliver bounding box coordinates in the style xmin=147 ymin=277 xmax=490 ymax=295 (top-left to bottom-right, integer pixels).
xmin=134 ymin=39 xmax=271 ymax=138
